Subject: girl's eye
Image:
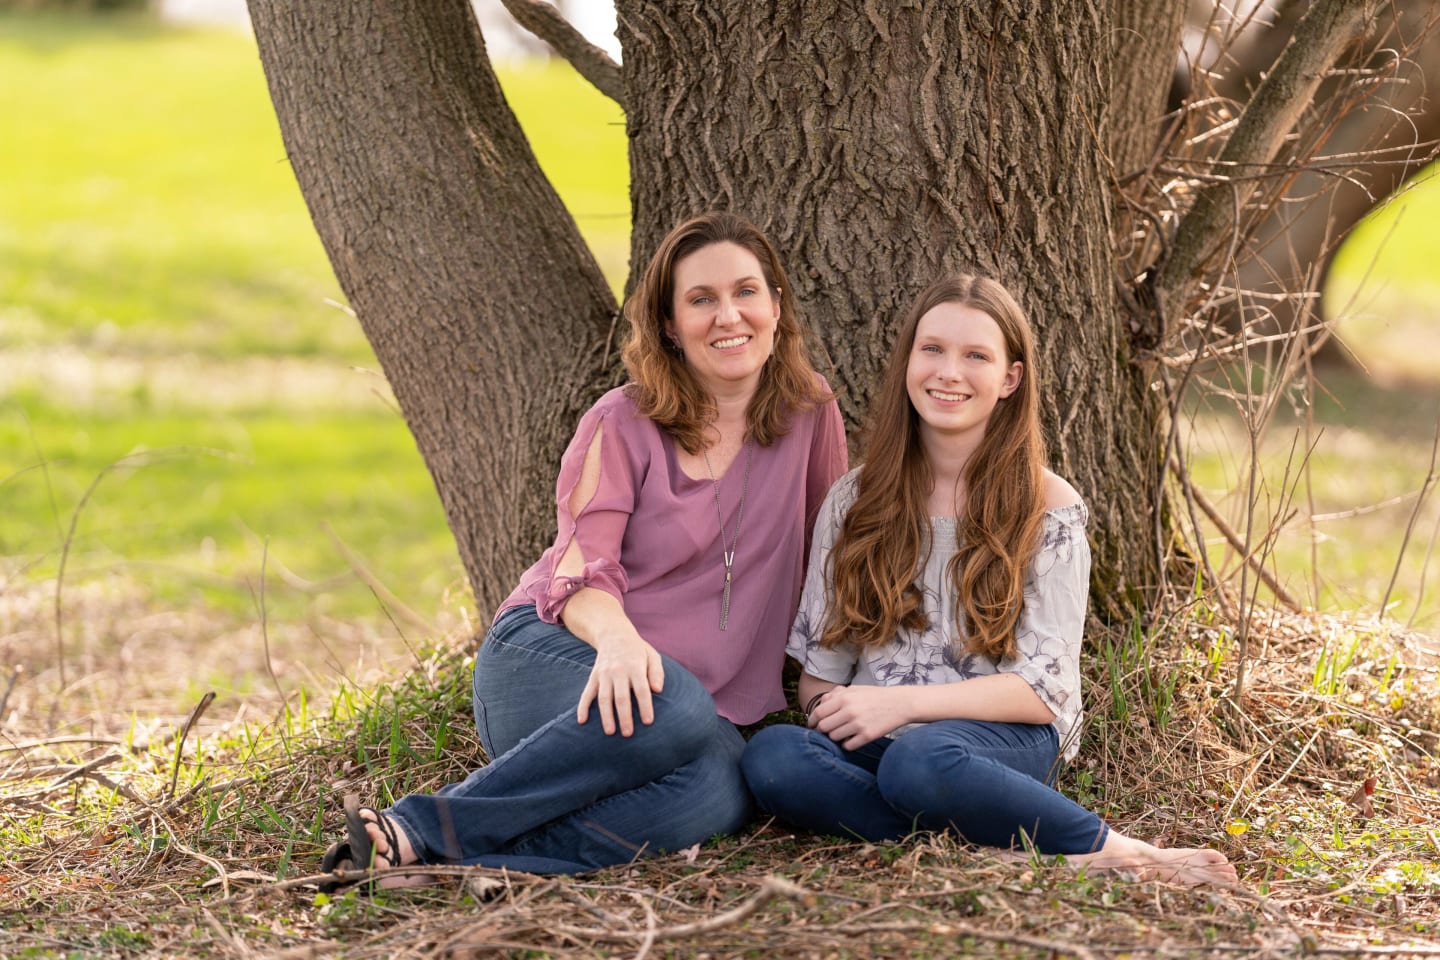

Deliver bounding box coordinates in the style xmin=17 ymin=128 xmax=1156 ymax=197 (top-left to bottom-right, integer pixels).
xmin=968 ymin=351 xmax=989 ymax=361
xmin=920 ymin=344 xmax=942 ymax=354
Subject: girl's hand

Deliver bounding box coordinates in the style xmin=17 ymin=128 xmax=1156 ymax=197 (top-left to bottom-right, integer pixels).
xmin=809 ymin=685 xmax=911 ymax=749
xmin=576 ymin=631 xmax=665 ymax=736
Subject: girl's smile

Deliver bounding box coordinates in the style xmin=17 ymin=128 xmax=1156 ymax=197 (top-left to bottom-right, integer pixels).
xmin=905 ymin=302 xmax=1023 ymax=448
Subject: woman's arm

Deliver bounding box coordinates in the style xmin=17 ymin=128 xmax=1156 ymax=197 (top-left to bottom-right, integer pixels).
xmin=549 ymin=422 xmax=665 ymax=738
xmin=558 ymin=585 xmax=664 ymax=737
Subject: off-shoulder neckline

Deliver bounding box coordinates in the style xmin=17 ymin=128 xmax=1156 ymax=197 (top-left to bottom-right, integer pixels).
xmin=929 ymin=501 xmax=1088 ymax=525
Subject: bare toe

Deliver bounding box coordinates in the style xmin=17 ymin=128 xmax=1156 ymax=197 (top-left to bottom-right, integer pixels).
xmin=1138 ymin=847 xmax=1238 ymax=887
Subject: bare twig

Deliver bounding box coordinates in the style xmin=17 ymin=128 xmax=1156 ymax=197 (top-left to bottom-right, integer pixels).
xmin=1379 ymin=415 xmax=1440 ymax=618
xmin=1155 ymin=0 xmax=1376 ymax=321
xmin=549 ymin=876 xmax=812 ymax=942
xmin=1169 ymin=459 xmax=1301 ymax=612
xmin=321 ymin=521 xmax=434 ymax=635
xmin=168 ymin=691 xmax=216 ymax=800
xmin=0 ymin=665 xmax=22 ymax=720
xmin=497 ymin=0 xmax=624 ymax=106
xmin=45 ymin=752 xmax=120 ymax=791
xmin=255 ymin=537 xmax=285 ymax=705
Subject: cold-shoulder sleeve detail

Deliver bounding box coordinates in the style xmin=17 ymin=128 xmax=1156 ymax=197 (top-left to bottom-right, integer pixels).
xmin=804 ymin=397 xmax=849 ymax=559
xmin=999 ymin=502 xmax=1090 ymax=761
xmin=787 ymin=469 xmax=863 ymax=683
xmin=536 ymin=404 xmax=636 ymax=624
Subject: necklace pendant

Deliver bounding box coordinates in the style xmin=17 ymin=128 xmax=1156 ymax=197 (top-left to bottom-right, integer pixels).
xmin=704 ymin=438 xmax=752 ymax=635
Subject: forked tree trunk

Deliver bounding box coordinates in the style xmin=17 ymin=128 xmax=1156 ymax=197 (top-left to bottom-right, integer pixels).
xmin=249 ymin=0 xmax=1195 ymax=616
xmin=248 ymin=0 xmax=622 ymax=617
xmin=620 ymin=0 xmax=1176 ymax=604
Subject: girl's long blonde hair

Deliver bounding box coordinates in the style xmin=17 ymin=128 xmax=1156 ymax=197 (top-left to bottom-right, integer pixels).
xmin=822 ymin=275 xmax=1047 ymax=660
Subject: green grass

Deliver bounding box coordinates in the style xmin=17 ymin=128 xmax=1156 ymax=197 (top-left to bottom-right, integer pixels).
xmin=1326 ymin=162 xmax=1440 ymax=383
xmin=0 ymin=14 xmax=352 ymax=360
xmin=1 ymin=395 xmax=460 ymax=621
xmin=1184 ymin=370 xmax=1440 ymax=631
xmin=0 ymin=12 xmax=630 ymax=638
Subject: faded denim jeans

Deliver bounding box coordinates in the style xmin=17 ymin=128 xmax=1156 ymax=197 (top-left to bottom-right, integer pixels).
xmin=741 ymin=719 xmax=1107 ymax=854
xmin=386 ymin=605 xmax=752 ymax=873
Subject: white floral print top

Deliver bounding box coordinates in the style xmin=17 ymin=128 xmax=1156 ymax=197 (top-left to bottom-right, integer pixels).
xmin=788 ymin=468 xmax=1091 ymax=761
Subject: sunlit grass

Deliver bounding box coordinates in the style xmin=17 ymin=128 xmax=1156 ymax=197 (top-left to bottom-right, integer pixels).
xmin=0 ymin=12 xmax=630 ymax=641
xmin=1327 ymin=163 xmax=1440 ymax=384
xmin=1184 ymin=370 xmax=1440 ymax=632
xmin=0 ymin=395 xmax=461 ymax=621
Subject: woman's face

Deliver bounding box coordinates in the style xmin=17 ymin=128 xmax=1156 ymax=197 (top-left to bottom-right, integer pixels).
xmin=905 ymin=301 xmax=1022 ymax=448
xmin=666 ymin=241 xmax=780 ymax=400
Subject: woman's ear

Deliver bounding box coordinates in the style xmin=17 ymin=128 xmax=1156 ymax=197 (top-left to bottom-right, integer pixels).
xmin=1000 ymin=361 xmax=1023 ymax=398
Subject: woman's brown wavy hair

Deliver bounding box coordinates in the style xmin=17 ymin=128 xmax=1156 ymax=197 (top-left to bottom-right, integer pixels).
xmin=621 ymin=212 xmax=830 ymax=454
xmin=821 ymin=274 xmax=1047 ymax=661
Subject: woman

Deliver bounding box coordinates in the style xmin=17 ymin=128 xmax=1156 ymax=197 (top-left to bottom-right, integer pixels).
xmin=320 ymin=212 xmax=847 ymax=883
xmin=740 ymin=275 xmax=1237 ymax=887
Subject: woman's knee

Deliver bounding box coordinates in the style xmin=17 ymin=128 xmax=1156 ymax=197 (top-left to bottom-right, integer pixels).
xmin=646 ymin=658 xmax=718 ymax=751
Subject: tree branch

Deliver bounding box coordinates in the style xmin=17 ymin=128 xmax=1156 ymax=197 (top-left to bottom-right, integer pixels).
xmin=1154 ymin=0 xmax=1374 ymax=323
xmin=498 ymin=0 xmax=625 ymax=107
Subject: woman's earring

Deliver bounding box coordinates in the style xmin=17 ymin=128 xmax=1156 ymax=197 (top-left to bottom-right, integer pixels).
xmin=667 ymin=333 xmax=683 ymax=354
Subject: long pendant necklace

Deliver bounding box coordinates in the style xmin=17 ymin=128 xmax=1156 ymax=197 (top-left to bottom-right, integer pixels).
xmin=702 ymin=438 xmax=753 ymax=632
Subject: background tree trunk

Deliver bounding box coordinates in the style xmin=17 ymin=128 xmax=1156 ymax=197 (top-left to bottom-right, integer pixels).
xmin=247 ymin=0 xmax=620 ymax=618
xmin=1230 ymin=0 xmax=1440 ymax=367
xmin=618 ymin=0 xmax=1177 ymax=604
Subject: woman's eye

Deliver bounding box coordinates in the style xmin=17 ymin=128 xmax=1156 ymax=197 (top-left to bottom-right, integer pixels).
xmin=968 ymin=352 xmax=989 ymax=361
xmin=691 ymin=296 xmax=712 ymax=306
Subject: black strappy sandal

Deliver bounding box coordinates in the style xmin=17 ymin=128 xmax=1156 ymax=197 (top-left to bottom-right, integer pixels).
xmin=318 ymin=794 xmax=404 ymax=892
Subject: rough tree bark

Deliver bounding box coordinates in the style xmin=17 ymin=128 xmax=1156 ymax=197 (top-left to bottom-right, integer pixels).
xmin=619 ymin=0 xmax=1173 ymax=605
xmin=248 ymin=0 xmax=621 ymax=617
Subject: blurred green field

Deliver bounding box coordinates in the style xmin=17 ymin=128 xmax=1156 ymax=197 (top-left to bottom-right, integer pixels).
xmin=1327 ymin=164 xmax=1440 ymax=384
xmin=0 ymin=13 xmax=626 ymax=643
xmin=0 ymin=9 xmax=1436 ymax=708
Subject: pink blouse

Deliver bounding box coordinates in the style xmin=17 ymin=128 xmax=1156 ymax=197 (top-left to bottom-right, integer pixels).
xmin=497 ymin=383 xmax=848 ymax=724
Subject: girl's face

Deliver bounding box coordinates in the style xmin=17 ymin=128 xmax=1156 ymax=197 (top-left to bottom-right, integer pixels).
xmin=905 ymin=302 xmax=1023 ymax=447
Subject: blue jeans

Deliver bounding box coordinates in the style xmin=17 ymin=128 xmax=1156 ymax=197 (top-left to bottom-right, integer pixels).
xmin=741 ymin=719 xmax=1108 ymax=854
xmin=385 ymin=605 xmax=752 ymax=874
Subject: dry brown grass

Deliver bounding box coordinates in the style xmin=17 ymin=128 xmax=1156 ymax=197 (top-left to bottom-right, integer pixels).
xmin=2 ymin=596 xmax=1438 ymax=959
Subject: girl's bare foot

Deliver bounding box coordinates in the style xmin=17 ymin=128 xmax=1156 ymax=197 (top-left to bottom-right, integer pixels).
xmin=1068 ymin=833 xmax=1238 ymax=887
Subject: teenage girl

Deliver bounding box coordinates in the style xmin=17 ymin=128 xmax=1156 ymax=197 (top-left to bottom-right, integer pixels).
xmin=740 ymin=275 xmax=1237 ymax=887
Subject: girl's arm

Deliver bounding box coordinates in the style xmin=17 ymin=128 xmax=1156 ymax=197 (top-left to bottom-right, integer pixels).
xmin=797 ymin=671 xmax=840 ymax=718
xmin=807 ymin=674 xmax=1054 ymax=750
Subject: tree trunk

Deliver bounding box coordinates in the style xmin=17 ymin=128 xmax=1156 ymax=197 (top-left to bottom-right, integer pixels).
xmin=617 ymin=0 xmax=1173 ymax=605
xmin=247 ymin=0 xmax=620 ymax=618
xmin=1108 ymin=0 xmax=1187 ymax=177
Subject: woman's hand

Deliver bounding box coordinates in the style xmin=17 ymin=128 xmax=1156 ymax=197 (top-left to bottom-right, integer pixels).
xmin=576 ymin=629 xmax=666 ymax=737
xmin=808 ymin=685 xmax=911 ymax=750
